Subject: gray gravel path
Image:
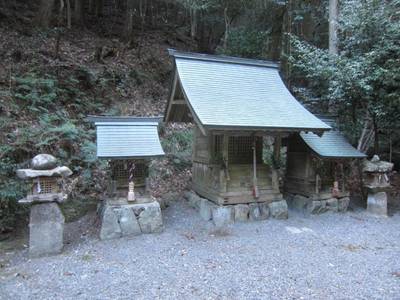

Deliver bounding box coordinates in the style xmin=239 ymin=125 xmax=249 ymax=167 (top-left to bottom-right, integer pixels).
xmin=1 ymin=199 xmax=399 ymax=300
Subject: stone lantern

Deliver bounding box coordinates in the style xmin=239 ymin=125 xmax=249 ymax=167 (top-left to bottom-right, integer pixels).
xmin=16 ymin=154 xmax=72 ymax=257
xmin=362 ymin=155 xmax=393 ymax=216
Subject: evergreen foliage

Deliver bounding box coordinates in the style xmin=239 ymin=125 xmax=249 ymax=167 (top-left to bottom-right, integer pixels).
xmin=0 ymin=71 xmax=110 ymax=232
xmin=289 ymin=0 xmax=400 ymax=151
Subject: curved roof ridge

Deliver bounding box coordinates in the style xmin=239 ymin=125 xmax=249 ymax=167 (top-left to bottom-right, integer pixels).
xmin=168 ymin=51 xmax=331 ymax=133
xmin=168 ymin=49 xmax=279 ymax=69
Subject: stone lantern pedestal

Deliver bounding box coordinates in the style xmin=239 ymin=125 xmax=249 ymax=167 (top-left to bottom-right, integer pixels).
xmin=16 ymin=154 xmax=72 ymax=257
xmin=363 ymin=155 xmax=393 ymax=217
xmin=29 ymin=202 xmax=65 ymax=257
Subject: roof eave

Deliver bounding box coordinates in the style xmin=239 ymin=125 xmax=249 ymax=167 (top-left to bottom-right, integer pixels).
xmin=87 ymin=115 xmax=163 ymax=123
xmin=97 ymin=154 xmax=165 ymax=160
xmin=204 ymin=124 xmax=330 ymax=134
xmin=313 ymin=154 xmax=367 ymax=159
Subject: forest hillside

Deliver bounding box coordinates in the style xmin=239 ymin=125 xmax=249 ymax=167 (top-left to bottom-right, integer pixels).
xmin=0 ymin=0 xmax=399 ymax=234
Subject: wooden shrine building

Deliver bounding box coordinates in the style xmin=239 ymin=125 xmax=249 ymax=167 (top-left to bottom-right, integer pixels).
xmin=88 ymin=116 xmax=164 ymax=201
xmin=164 ymin=50 xmax=330 ymax=206
xmin=284 ymin=117 xmax=366 ymax=201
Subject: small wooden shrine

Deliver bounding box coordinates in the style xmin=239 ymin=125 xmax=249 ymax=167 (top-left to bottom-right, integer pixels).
xmin=164 ymin=50 xmax=330 ymax=206
xmin=284 ymin=117 xmax=366 ymax=202
xmin=89 ymin=116 xmax=165 ymax=240
xmin=88 ymin=116 xmax=165 ymax=202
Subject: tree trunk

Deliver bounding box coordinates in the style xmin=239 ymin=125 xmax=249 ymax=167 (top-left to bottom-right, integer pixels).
xmin=372 ymin=113 xmax=379 ymax=154
xmin=125 ymin=0 xmax=135 ymax=40
xmin=74 ymin=0 xmax=84 ymax=25
xmin=223 ymin=7 xmax=230 ymax=51
xmin=36 ymin=0 xmax=56 ymax=28
xmin=66 ymin=0 xmax=71 ymax=29
xmin=55 ymin=0 xmax=65 ymax=59
xmin=190 ymin=8 xmax=197 ymax=39
xmin=137 ymin=0 xmax=146 ymax=58
xmin=328 ymin=0 xmax=338 ymax=55
xmin=357 ymin=112 xmax=374 ymax=153
xmin=95 ymin=0 xmax=103 ymax=17
xmin=88 ymin=0 xmax=95 ymax=13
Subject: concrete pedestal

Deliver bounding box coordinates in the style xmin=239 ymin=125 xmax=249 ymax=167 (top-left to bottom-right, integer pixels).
xmin=29 ymin=202 xmax=65 ymax=257
xmin=99 ymin=199 xmax=163 ymax=240
xmin=367 ymin=191 xmax=388 ymax=216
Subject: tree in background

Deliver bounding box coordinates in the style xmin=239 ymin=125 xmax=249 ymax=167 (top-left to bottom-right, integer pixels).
xmin=36 ymin=0 xmax=56 ymax=28
xmin=328 ymin=0 xmax=338 ymax=54
xmin=290 ymin=0 xmax=400 ymax=156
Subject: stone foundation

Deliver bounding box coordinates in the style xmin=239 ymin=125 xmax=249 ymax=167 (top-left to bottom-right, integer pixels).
xmin=286 ymin=193 xmax=349 ymax=214
xmin=367 ymin=191 xmax=387 ymax=216
xmin=99 ymin=199 xmax=163 ymax=240
xmin=184 ymin=190 xmax=288 ymax=226
xmin=29 ymin=202 xmax=65 ymax=257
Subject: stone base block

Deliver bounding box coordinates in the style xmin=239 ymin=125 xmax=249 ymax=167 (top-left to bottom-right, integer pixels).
xmin=184 ymin=190 xmax=285 ymax=225
xmin=29 ymin=202 xmax=64 ymax=257
xmin=212 ymin=206 xmax=234 ymax=227
xmin=269 ymin=200 xmax=288 ymax=219
xmin=287 ymin=193 xmax=349 ymax=214
xmin=291 ymin=195 xmax=308 ymax=211
xmin=326 ymin=198 xmax=339 ymax=212
xmin=338 ymin=197 xmax=350 ymax=212
xmin=367 ymin=192 xmax=387 ymax=216
xmin=199 ymin=198 xmax=213 ymax=221
xmin=99 ymin=200 xmax=163 ymax=240
xmin=234 ymin=204 xmax=249 ymax=222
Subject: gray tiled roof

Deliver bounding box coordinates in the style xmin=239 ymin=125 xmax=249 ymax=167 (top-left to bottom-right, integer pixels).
xmin=89 ymin=116 xmax=165 ymax=159
xmin=300 ymin=131 xmax=366 ymax=158
xmin=170 ymin=50 xmax=330 ymax=132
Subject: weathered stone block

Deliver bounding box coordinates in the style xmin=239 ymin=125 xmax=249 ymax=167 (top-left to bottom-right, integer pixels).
xmin=199 ymin=198 xmax=213 ymax=221
xmin=259 ymin=202 xmax=270 ymax=220
xmin=249 ymin=203 xmax=262 ymax=221
xmin=186 ymin=192 xmax=201 ymax=210
xmin=212 ymin=206 xmax=234 ymax=227
xmin=320 ymin=200 xmax=329 ymax=213
xmin=16 ymin=166 xmax=72 ymax=180
xmin=234 ymin=204 xmax=249 ymax=222
xmin=118 ymin=207 xmax=141 ymax=236
xmin=29 ymin=203 xmax=64 ymax=257
xmin=137 ymin=202 xmax=163 ymax=233
xmin=100 ymin=206 xmax=122 ymax=240
xmin=367 ymin=192 xmax=387 ymax=216
xmin=31 ymin=154 xmax=58 ymax=170
xmin=269 ymin=200 xmax=288 ymax=219
xmin=338 ymin=197 xmax=350 ymax=212
xmin=183 ymin=191 xmax=192 ymax=200
xmin=308 ymin=200 xmax=328 ymax=214
xmin=326 ymin=198 xmax=339 ymax=212
xmin=292 ymin=195 xmax=309 ymax=211
xmin=100 ymin=201 xmax=163 ymax=240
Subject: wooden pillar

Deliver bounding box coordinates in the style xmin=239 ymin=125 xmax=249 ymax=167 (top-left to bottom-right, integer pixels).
xmin=221 ymin=134 xmax=229 ymax=191
xmin=252 ymin=135 xmax=259 ymax=199
xmin=273 ymin=135 xmax=282 ymax=166
xmin=271 ymin=135 xmax=281 ymax=191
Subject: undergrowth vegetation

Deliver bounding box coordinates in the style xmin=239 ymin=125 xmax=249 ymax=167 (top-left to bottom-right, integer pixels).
xmin=0 ymin=70 xmax=112 ymax=232
xmin=0 ymin=20 xmax=191 ymax=233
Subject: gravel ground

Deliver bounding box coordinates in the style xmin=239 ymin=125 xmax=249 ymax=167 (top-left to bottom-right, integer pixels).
xmin=1 ymin=199 xmax=400 ymax=300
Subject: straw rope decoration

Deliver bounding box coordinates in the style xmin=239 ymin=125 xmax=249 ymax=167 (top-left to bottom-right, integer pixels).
xmin=127 ymin=161 xmax=136 ymax=201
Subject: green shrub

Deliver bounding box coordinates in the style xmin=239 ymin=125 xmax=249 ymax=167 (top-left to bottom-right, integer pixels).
xmin=217 ymin=28 xmax=269 ymax=59
xmin=0 ymin=69 xmax=112 ymax=233
xmin=161 ymin=128 xmax=193 ymax=169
